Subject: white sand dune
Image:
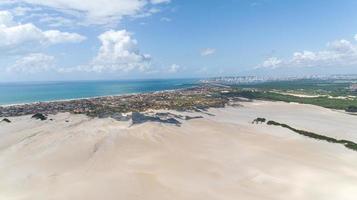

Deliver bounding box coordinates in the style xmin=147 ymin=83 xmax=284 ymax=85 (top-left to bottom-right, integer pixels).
xmin=1 ymin=101 xmax=357 ymax=200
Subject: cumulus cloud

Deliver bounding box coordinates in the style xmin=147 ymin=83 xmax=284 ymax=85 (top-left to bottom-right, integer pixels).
xmin=200 ymin=48 xmax=216 ymax=56
xmin=258 ymin=57 xmax=282 ymax=69
xmin=8 ymin=0 xmax=170 ymax=25
xmin=63 ymin=30 xmax=151 ymax=73
xmin=0 ymin=10 xmax=86 ymax=50
xmin=257 ymin=37 xmax=357 ymax=69
xmin=7 ymin=53 xmax=55 ymax=73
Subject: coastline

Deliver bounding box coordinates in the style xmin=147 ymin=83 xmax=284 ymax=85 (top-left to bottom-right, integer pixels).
xmin=0 ymin=85 xmax=228 ymax=118
xmin=0 ymin=88 xmax=186 ymax=107
xmin=2 ymin=84 xmax=356 ymax=119
xmin=0 ymin=79 xmax=199 ymax=107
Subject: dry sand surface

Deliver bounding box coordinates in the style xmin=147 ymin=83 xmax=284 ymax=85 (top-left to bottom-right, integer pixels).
xmin=1 ymin=101 xmax=357 ymax=200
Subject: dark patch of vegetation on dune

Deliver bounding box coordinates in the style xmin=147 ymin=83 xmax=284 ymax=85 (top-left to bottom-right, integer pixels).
xmin=1 ymin=118 xmax=11 ymax=123
xmin=346 ymin=106 xmax=357 ymax=112
xmin=31 ymin=113 xmax=47 ymax=121
xmin=184 ymin=115 xmax=204 ymax=120
xmin=130 ymin=112 xmax=204 ymax=126
xmin=131 ymin=112 xmax=181 ymax=126
xmin=266 ymin=120 xmax=357 ymax=151
xmin=252 ymin=117 xmax=266 ymax=124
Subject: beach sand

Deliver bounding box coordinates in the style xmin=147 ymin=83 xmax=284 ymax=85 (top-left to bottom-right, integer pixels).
xmin=1 ymin=101 xmax=357 ymax=200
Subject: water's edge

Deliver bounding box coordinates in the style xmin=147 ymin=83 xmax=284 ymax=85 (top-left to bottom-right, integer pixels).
xmin=0 ymin=79 xmax=199 ymax=106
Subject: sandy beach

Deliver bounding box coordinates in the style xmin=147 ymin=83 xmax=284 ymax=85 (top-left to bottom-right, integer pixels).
xmin=1 ymin=101 xmax=357 ymax=200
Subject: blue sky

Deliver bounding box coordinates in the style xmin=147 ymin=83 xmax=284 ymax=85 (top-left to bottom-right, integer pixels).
xmin=1 ymin=0 xmax=357 ymax=81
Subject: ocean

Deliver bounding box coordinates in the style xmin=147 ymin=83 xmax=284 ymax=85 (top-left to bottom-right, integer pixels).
xmin=0 ymin=79 xmax=199 ymax=106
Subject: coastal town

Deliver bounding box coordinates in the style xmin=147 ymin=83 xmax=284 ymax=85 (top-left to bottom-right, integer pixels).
xmin=0 ymin=85 xmax=240 ymax=119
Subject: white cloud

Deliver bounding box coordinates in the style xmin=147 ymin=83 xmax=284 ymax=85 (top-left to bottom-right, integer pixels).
xmin=64 ymin=30 xmax=151 ymax=73
xmin=328 ymin=39 xmax=356 ymax=54
xmin=43 ymin=30 xmax=86 ymax=44
xmin=258 ymin=57 xmax=282 ymax=69
xmin=10 ymin=0 xmax=170 ymax=25
xmin=7 ymin=53 xmax=55 ymax=73
xmin=0 ymin=10 xmax=15 ymax=26
xmin=131 ymin=7 xmax=160 ymax=19
xmin=151 ymin=0 xmax=170 ymax=4
xmin=168 ymin=64 xmax=180 ymax=73
xmin=0 ymin=10 xmax=86 ymax=50
xmin=0 ymin=23 xmax=44 ymax=48
xmin=257 ymin=36 xmax=357 ymax=69
xmin=200 ymin=48 xmax=216 ymax=56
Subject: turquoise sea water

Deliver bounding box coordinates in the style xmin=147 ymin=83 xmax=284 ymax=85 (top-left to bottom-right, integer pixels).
xmin=0 ymin=79 xmax=199 ymax=106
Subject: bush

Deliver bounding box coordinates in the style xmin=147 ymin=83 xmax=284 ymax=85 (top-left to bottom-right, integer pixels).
xmin=266 ymin=120 xmax=357 ymax=151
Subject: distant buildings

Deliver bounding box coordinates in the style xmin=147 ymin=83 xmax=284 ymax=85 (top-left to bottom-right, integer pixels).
xmin=201 ymin=75 xmax=311 ymax=85
xmin=201 ymin=76 xmax=276 ymax=85
xmin=350 ymin=84 xmax=357 ymax=92
xmin=201 ymin=74 xmax=357 ymax=85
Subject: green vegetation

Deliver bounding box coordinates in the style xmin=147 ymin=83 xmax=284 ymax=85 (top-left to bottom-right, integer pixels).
xmin=1 ymin=118 xmax=11 ymax=123
xmin=226 ymin=78 xmax=357 ymax=112
xmin=240 ymin=79 xmax=357 ymax=96
xmin=252 ymin=117 xmax=266 ymax=124
xmin=31 ymin=113 xmax=47 ymax=121
xmin=346 ymin=106 xmax=357 ymax=112
xmin=266 ymin=120 xmax=357 ymax=151
xmin=235 ymin=90 xmax=357 ymax=112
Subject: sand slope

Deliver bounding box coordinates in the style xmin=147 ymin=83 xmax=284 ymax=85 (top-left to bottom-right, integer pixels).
xmin=1 ymin=101 xmax=357 ymax=200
